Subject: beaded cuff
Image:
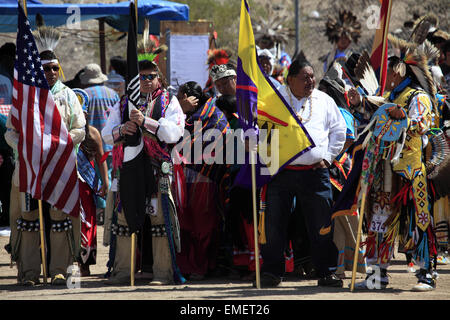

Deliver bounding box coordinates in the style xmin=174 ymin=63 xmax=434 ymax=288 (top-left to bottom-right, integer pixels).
xmin=112 ymin=125 xmax=123 ymax=143
xmin=142 ymin=117 xmax=159 ymax=135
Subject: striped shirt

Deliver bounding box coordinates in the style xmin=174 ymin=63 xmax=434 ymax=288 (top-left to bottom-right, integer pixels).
xmin=84 ymin=85 xmax=120 ymax=152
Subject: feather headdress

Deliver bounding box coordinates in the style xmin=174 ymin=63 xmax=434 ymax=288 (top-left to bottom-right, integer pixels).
xmin=420 ymin=39 xmax=441 ymax=66
xmin=325 ymin=9 xmax=361 ymax=44
xmin=388 ymin=33 xmax=436 ymax=100
xmin=32 ymin=22 xmax=66 ymax=80
xmin=253 ymin=1 xmax=294 ymax=46
xmin=409 ymin=14 xmax=439 ymax=45
xmin=206 ymin=48 xmax=232 ymax=69
xmin=137 ymin=19 xmax=167 ymax=62
xmin=32 ymin=25 xmax=61 ymax=56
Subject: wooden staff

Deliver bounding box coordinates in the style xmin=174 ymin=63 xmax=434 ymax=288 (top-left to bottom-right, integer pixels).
xmin=250 ymin=150 xmax=261 ymax=289
xmin=38 ymin=200 xmax=48 ymax=284
xmin=350 ymin=192 xmax=366 ymax=292
xmin=130 ymin=232 xmax=136 ymax=286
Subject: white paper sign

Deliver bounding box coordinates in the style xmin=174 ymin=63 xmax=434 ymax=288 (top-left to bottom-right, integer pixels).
xmin=169 ymin=34 xmax=210 ymax=92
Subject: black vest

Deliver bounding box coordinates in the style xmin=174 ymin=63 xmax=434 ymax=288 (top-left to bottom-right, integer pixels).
xmin=121 ymin=92 xmax=167 ymax=147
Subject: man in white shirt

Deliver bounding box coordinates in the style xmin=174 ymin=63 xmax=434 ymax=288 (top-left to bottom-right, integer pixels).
xmin=258 ymin=58 xmax=347 ymax=288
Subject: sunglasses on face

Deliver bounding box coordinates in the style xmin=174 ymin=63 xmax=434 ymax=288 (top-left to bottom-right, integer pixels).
xmin=43 ymin=65 xmax=60 ymax=72
xmin=140 ymin=74 xmax=158 ymax=81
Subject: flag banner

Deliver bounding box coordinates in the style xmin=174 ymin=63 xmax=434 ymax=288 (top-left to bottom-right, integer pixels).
xmin=10 ymin=4 xmax=79 ymax=216
xmin=236 ymin=0 xmax=314 ymax=188
xmin=126 ymin=1 xmax=140 ymax=109
xmin=370 ymin=0 xmax=393 ymax=96
xmin=124 ymin=1 xmax=141 ymax=148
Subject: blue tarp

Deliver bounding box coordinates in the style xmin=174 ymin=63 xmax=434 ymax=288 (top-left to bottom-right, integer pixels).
xmin=0 ymin=0 xmax=189 ymax=34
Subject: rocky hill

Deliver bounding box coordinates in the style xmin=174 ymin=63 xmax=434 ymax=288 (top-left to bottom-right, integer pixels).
xmin=1 ymin=0 xmax=448 ymax=82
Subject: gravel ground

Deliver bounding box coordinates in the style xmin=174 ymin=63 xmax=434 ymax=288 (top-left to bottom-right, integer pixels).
xmin=1 ymin=225 xmax=449 ymax=302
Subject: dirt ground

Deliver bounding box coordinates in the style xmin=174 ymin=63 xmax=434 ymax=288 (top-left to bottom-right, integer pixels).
xmin=1 ymin=225 xmax=449 ymax=302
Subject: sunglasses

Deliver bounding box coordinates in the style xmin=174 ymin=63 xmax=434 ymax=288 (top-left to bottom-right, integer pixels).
xmin=140 ymin=74 xmax=158 ymax=81
xmin=43 ymin=65 xmax=60 ymax=72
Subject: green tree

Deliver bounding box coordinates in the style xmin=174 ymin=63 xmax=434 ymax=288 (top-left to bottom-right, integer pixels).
xmin=176 ymin=0 xmax=274 ymax=55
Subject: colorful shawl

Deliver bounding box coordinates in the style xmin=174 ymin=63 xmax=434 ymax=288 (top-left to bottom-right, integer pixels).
xmin=180 ymin=96 xmax=230 ymax=178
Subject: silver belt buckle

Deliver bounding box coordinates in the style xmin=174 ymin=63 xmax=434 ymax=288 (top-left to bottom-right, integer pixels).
xmin=161 ymin=161 xmax=171 ymax=175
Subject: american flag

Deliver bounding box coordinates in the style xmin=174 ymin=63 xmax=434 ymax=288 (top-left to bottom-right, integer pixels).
xmin=10 ymin=4 xmax=80 ymax=216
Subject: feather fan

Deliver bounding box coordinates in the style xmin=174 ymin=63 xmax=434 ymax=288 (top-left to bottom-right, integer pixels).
xmin=354 ymin=50 xmax=379 ymax=96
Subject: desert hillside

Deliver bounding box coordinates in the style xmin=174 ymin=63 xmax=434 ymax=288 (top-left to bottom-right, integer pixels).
xmin=1 ymin=0 xmax=448 ymax=82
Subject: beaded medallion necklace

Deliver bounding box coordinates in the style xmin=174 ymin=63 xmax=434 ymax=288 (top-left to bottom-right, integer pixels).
xmin=288 ymin=87 xmax=313 ymax=123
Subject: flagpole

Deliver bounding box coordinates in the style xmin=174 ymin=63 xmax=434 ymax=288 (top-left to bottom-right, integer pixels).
xmin=20 ymin=0 xmax=48 ymax=285
xmin=134 ymin=0 xmax=138 ymax=28
xmin=251 ymin=150 xmax=261 ymax=289
xmin=38 ymin=200 xmax=48 ymax=284
xmin=22 ymin=0 xmax=27 ymax=16
xmin=130 ymin=0 xmax=138 ymax=287
xmin=350 ymin=192 xmax=366 ymax=292
xmin=378 ymin=0 xmax=392 ymax=96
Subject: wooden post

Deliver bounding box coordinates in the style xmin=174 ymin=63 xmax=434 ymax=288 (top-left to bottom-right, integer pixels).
xmin=294 ymin=0 xmax=300 ymax=55
xmin=350 ymin=192 xmax=366 ymax=292
xmin=99 ymin=18 xmax=107 ymax=74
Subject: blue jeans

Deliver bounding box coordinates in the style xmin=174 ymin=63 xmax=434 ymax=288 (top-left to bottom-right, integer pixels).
xmin=261 ymin=168 xmax=338 ymax=278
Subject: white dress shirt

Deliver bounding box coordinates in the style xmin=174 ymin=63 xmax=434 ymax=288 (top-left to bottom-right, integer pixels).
xmin=278 ymin=86 xmax=347 ymax=166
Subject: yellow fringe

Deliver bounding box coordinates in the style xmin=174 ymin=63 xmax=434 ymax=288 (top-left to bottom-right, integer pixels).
xmin=58 ymin=61 xmax=66 ymax=82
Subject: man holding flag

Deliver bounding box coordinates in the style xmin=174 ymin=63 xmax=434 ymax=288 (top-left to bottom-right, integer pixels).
xmin=101 ymin=2 xmax=185 ymax=286
xmin=237 ymin=0 xmax=347 ymax=288
xmin=5 ymin=4 xmax=85 ymax=286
